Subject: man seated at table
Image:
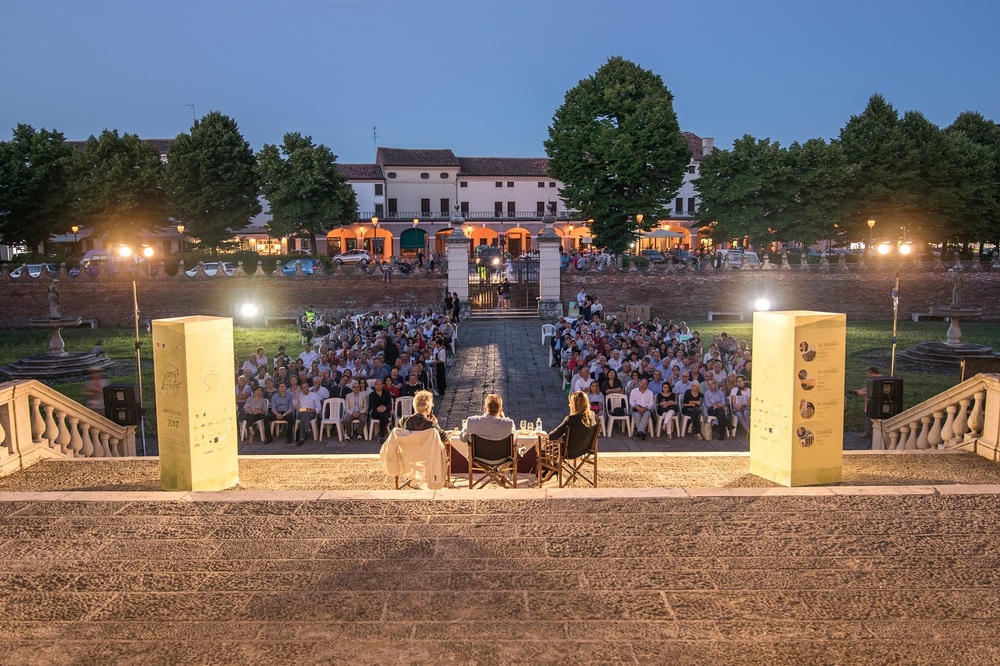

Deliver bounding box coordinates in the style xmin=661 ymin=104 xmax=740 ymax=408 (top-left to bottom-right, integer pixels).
xmin=460 ymin=394 xmax=516 ymax=443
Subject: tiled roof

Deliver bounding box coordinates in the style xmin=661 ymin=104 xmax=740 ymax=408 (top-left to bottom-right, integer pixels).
xmin=338 ymin=164 xmax=383 ymax=180
xmin=682 ymin=132 xmax=703 ymax=162
xmin=457 ymin=157 xmax=551 ymax=178
xmin=376 ymin=147 xmax=459 ymax=167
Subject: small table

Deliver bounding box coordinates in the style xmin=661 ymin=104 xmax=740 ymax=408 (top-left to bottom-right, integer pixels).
xmin=449 ymin=430 xmax=541 ymax=486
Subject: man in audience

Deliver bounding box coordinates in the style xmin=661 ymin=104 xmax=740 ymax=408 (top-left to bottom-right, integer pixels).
xmin=344 ymin=382 xmax=368 ymax=440
xmin=266 ymin=382 xmax=295 ymax=444
xmin=629 ymin=378 xmax=656 ymax=440
xmin=368 ymin=378 xmax=394 ymax=440
xmin=703 ymin=378 xmax=729 ymax=440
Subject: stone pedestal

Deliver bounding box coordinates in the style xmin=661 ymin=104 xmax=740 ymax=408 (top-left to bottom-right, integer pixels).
xmin=749 ymin=311 xmax=846 ymax=486
xmin=537 ymin=215 xmax=562 ymax=319
xmin=152 ymin=316 xmax=239 ymax=491
xmin=445 ymin=230 xmax=471 ymax=320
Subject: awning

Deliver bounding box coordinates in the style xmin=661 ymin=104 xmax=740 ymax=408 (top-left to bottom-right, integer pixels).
xmin=400 ymin=228 xmax=428 ymax=249
xmin=642 ymin=229 xmax=684 ymax=239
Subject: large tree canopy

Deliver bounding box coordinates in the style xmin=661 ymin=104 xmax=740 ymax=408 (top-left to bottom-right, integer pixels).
xmin=0 ymin=124 xmax=75 ymax=249
xmin=544 ymin=56 xmax=690 ymax=253
xmin=258 ymin=133 xmax=357 ymax=252
xmin=70 ymin=129 xmax=166 ymax=241
xmin=163 ymin=112 xmax=261 ymax=250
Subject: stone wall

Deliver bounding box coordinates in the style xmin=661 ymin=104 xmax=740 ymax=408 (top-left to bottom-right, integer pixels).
xmin=561 ymin=268 xmax=1000 ymax=322
xmin=2 ymin=265 xmax=997 ymax=328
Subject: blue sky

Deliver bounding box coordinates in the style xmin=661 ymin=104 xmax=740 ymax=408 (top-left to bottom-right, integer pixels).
xmin=1 ymin=0 xmax=997 ymax=163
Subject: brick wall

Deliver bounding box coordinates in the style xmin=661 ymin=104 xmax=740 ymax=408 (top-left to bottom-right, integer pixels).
xmin=2 ymin=267 xmax=996 ymax=328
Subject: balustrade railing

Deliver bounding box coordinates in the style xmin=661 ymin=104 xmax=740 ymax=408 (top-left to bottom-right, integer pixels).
xmin=0 ymin=379 xmax=136 ymax=477
xmin=872 ymin=373 xmax=1000 ymax=461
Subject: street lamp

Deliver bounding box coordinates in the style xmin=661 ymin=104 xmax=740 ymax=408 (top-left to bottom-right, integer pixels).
xmin=115 ymin=243 xmax=151 ymax=455
xmin=70 ymin=224 xmax=80 ymax=244
xmin=176 ymin=223 xmax=186 ymax=255
xmin=866 ymin=218 xmax=876 ymax=259
xmin=877 ymin=238 xmax=913 ymax=376
xmin=371 ymin=216 xmax=379 ymax=259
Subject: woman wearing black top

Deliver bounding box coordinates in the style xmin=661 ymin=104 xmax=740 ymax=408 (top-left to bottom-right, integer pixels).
xmin=599 ymin=368 xmax=623 ymax=396
xmin=548 ymin=391 xmax=598 ymax=457
xmin=682 ymin=382 xmax=704 ymax=440
xmin=655 ymin=382 xmax=678 ymax=439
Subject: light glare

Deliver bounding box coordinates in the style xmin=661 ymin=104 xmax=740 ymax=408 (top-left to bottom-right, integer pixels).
xmin=754 ymin=298 xmax=772 ymax=311
xmin=240 ymin=303 xmax=259 ymax=318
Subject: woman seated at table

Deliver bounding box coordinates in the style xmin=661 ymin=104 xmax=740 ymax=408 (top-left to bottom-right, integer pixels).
xmin=397 ymin=389 xmax=448 ymax=442
xmin=546 ymin=391 xmax=598 ymax=457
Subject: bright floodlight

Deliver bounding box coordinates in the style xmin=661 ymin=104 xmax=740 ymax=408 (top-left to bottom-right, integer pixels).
xmin=877 ymin=242 xmax=891 ymax=255
xmin=142 ymin=246 xmax=154 ymax=258
xmin=117 ymin=245 xmax=132 ymax=258
xmin=899 ymin=242 xmax=913 ymax=255
xmin=240 ymin=303 xmax=259 ymax=318
xmin=492 ymin=257 xmax=501 ymax=266
xmin=754 ymin=298 xmax=772 ymax=311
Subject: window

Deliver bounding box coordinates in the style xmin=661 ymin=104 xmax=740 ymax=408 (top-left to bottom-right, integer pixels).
xmin=440 ymin=173 xmax=449 ymax=179
xmin=507 ymin=182 xmax=514 ymax=188
xmin=421 ymin=199 xmax=431 ymax=214
xmin=548 ymin=182 xmax=556 ymax=188
xmin=675 ymin=198 xmax=684 ymax=213
xmin=494 ymin=202 xmax=503 ymax=218
xmin=460 ymin=182 xmax=468 ymax=188
xmin=460 ymin=201 xmax=469 ymax=215
xmin=688 ymin=197 xmax=696 ymax=214
xmin=687 ymin=165 xmax=696 ymax=174
xmin=387 ymin=172 xmax=397 ymax=179
xmin=374 ymin=203 xmax=384 ymax=217
xmin=507 ymin=202 xmax=516 ymax=216
xmin=495 ymin=181 xmax=503 ymax=188
xmin=440 ymin=198 xmax=449 ymax=214
xmin=537 ymin=182 xmax=545 ymax=188
xmin=420 ymin=172 xmax=429 ymax=179
xmin=536 ymin=202 xmax=545 ymax=216
xmin=388 ymin=199 xmax=398 ymax=214
xmin=374 ymin=184 xmax=383 ymax=195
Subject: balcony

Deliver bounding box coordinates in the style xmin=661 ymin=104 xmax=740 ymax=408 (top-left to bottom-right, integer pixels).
xmin=356 ymin=211 xmax=582 ymax=224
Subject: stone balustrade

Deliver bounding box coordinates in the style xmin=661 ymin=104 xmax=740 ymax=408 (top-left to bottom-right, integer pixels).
xmin=873 ymin=373 xmax=1000 ymax=461
xmin=0 ymin=379 xmax=136 ymax=477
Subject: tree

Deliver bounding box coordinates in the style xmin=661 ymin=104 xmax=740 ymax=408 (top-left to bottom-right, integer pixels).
xmin=544 ymin=56 xmax=690 ymax=253
xmin=258 ymin=133 xmax=357 ymax=252
xmin=946 ymin=112 xmax=1000 ymax=244
xmin=782 ymin=138 xmax=851 ymax=245
xmin=163 ymin=112 xmax=261 ymax=250
xmin=693 ymin=135 xmax=792 ymax=247
xmin=70 ymin=129 xmax=166 ymax=241
xmin=0 ymin=124 xmax=75 ymax=249
xmin=837 ymin=94 xmax=921 ymax=241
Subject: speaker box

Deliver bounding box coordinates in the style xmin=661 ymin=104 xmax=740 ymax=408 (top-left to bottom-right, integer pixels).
xmin=866 ymin=377 xmax=903 ymax=419
xmin=104 ymin=384 xmax=140 ymax=426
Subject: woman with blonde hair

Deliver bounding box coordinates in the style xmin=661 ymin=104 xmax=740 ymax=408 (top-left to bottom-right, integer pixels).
xmin=546 ymin=391 xmax=598 ymax=456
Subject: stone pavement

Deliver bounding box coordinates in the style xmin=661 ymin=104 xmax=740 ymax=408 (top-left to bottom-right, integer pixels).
xmin=2 ymin=485 xmax=1000 ymax=665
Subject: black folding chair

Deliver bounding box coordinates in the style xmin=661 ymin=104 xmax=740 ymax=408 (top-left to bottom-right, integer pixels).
xmin=467 ymin=434 xmax=518 ymax=489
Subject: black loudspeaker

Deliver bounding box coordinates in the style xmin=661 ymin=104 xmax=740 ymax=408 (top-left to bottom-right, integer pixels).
xmin=104 ymin=384 xmax=140 ymax=426
xmin=866 ymin=377 xmax=903 ymax=419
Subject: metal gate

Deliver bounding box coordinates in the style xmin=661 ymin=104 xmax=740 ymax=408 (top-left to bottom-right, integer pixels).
xmin=468 ymin=255 xmax=539 ymax=310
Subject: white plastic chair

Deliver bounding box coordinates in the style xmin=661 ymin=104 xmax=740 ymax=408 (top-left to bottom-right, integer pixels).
xmin=320 ymin=398 xmax=346 ymax=441
xmin=239 ymin=399 xmax=268 ymax=442
xmin=541 ymin=324 xmax=555 ymax=346
xmin=393 ymin=396 xmax=414 ymax=427
xmin=707 ymin=413 xmax=738 ymax=438
xmin=293 ymin=412 xmax=321 ymax=442
xmin=604 ymin=394 xmax=632 ymax=437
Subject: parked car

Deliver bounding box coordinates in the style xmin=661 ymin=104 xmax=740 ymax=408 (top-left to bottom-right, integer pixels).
xmin=68 ymin=248 xmax=144 ymax=277
xmin=281 ymin=258 xmax=317 ymax=275
xmin=185 ymin=261 xmax=238 ymax=277
xmin=640 ymin=249 xmax=666 ymax=264
xmin=668 ymin=248 xmax=697 ymax=265
xmin=331 ymin=249 xmax=371 ymax=266
xmin=720 ymin=250 xmax=762 ymax=269
xmin=9 ymin=263 xmax=59 ymax=278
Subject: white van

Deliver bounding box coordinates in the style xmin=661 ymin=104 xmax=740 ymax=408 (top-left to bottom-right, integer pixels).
xmin=70 ymin=248 xmax=143 ymax=276
xmin=717 ymin=249 xmax=763 ymax=269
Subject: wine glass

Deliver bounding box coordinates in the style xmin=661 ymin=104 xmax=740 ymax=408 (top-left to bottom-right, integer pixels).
xmin=519 ymin=420 xmax=527 ymax=431
xmin=527 ymin=421 xmax=535 ymax=432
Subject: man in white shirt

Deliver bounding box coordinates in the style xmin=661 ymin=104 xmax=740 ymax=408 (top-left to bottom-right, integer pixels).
xmin=571 ymin=366 xmax=593 ymax=394
xmin=629 ymin=378 xmax=656 ymax=440
xmin=295 ymin=384 xmax=323 ymax=445
xmin=299 ymin=344 xmax=319 ymax=368
xmin=344 ymin=383 xmax=369 ymax=440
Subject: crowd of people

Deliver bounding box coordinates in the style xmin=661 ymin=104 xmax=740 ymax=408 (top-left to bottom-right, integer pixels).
xmin=551 ymin=296 xmax=753 ymax=441
xmin=236 ymin=304 xmax=459 ymax=445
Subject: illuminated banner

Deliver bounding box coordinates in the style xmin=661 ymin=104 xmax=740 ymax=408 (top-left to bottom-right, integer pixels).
xmin=749 ymin=311 xmax=846 ymax=486
xmin=152 ymin=316 xmax=239 ymax=491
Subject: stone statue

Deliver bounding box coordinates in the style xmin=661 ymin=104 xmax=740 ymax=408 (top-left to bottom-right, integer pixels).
xmin=947 ymin=268 xmax=962 ymax=308
xmin=48 ymin=280 xmax=61 ymax=319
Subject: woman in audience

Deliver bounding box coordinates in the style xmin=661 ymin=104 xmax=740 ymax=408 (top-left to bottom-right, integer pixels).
xmin=586 ymin=380 xmax=604 ymax=418
xmin=655 ymin=380 xmax=678 ymax=439
xmin=682 ymin=380 xmax=704 ymax=440
xmin=599 ymin=368 xmax=624 ymax=396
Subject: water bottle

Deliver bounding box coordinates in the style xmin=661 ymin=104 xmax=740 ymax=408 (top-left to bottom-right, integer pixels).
xmin=535 ymin=417 xmax=542 ymax=432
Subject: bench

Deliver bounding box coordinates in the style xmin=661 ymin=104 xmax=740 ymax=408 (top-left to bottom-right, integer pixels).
xmin=707 ymin=312 xmax=744 ymax=322
xmin=910 ymin=313 xmax=948 ymax=322
xmin=80 ymin=318 xmax=99 ymax=329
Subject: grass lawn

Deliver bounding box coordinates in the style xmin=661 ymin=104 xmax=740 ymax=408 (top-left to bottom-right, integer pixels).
xmin=1 ymin=319 xmax=992 ymax=434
